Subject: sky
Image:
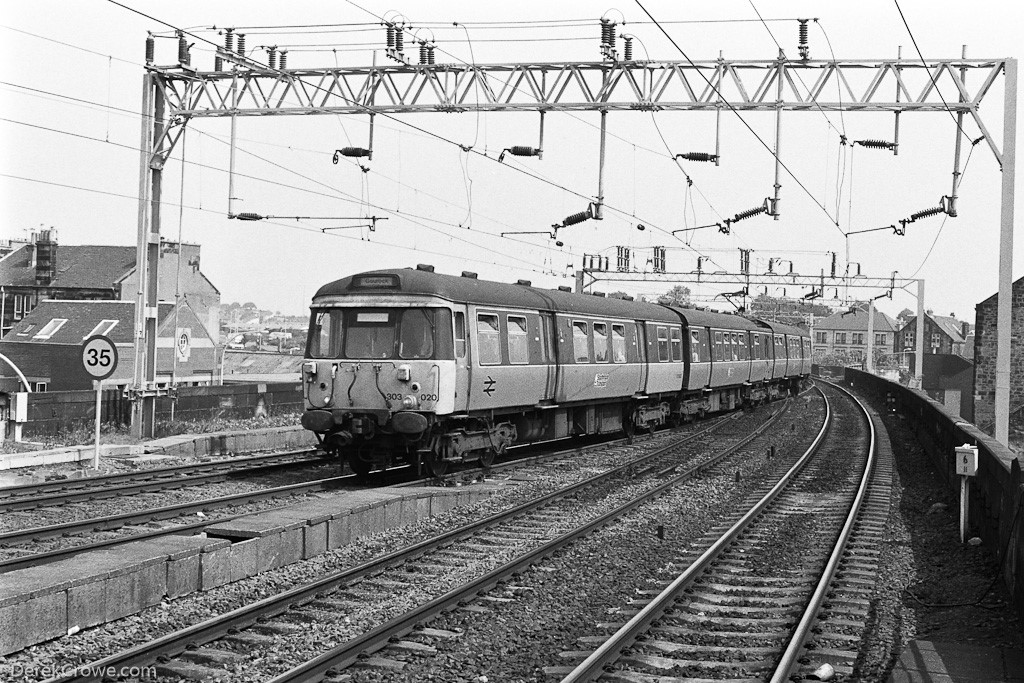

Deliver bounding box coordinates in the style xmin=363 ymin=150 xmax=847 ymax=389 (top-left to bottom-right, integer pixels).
xmin=1 ymin=1 xmax=1020 ymax=321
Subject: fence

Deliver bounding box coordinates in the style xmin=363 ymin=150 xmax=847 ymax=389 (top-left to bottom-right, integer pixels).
xmin=16 ymin=382 xmax=304 ymax=438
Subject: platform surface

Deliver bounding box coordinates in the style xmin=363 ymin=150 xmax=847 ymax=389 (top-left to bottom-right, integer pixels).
xmin=887 ymin=640 xmax=1024 ymax=683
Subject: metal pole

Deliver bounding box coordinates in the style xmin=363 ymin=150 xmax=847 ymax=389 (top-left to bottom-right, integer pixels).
xmin=772 ymin=49 xmax=784 ymax=218
xmin=228 ymin=70 xmax=238 ymax=216
xmin=866 ymin=300 xmax=875 ymax=373
xmin=596 ymin=110 xmax=607 ymax=219
xmin=950 ymin=46 xmax=967 ymax=210
xmin=93 ymin=379 xmax=102 ymax=469
xmin=995 ymin=58 xmax=1017 ymax=446
xmin=131 ymin=73 xmax=154 ymax=439
xmin=914 ymin=279 xmax=925 ymax=388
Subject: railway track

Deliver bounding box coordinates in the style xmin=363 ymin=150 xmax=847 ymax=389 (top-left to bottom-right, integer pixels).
xmin=556 ymin=379 xmax=879 ymax=682
xmin=0 ymin=449 xmax=329 ymax=511
xmin=43 ymin=397 xmax=802 ymax=682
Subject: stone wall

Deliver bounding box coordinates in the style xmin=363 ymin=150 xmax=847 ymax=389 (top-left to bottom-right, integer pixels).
xmin=973 ymin=277 xmax=1024 ymax=435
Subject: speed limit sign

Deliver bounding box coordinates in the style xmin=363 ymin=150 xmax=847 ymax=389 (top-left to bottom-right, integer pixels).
xmin=81 ymin=334 xmax=118 ymax=380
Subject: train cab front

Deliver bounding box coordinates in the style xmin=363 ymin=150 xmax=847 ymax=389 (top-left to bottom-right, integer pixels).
xmin=299 ymin=303 xmax=455 ymax=475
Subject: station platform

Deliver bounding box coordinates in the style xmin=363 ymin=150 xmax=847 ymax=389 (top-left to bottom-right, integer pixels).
xmin=888 ymin=640 xmax=1024 ymax=682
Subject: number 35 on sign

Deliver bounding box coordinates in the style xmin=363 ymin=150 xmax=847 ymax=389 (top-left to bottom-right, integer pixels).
xmin=81 ymin=334 xmax=119 ymax=381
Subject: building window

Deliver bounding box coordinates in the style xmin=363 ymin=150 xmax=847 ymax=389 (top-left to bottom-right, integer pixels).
xmin=835 ymin=332 xmax=847 ymax=344
xmin=33 ymin=318 xmax=67 ymax=340
xmin=573 ymin=321 xmax=590 ymax=363
xmin=13 ymin=294 xmax=31 ymax=321
xmin=507 ymin=315 xmax=529 ymax=364
xmin=905 ymin=332 xmax=915 ymax=346
xmin=931 ymin=332 xmax=941 ymax=348
xmin=87 ymin=319 xmax=119 ymax=338
xmin=33 ymin=381 xmax=47 ymax=392
xmin=852 ymin=332 xmax=864 ymax=345
xmin=593 ymin=322 xmax=609 ymax=363
xmin=477 ymin=314 xmax=501 ymax=365
xmin=875 ymin=333 xmax=886 ymax=346
xmin=815 ymin=331 xmax=827 ymax=344
xmin=611 ymin=324 xmax=626 ymax=363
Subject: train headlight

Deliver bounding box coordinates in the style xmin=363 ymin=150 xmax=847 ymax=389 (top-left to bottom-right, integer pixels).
xmin=402 ymin=395 xmax=419 ymax=409
xmin=396 ymin=364 xmax=412 ymax=382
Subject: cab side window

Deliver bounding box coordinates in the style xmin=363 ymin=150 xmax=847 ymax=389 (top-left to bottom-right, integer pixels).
xmin=454 ymin=311 xmax=466 ymax=358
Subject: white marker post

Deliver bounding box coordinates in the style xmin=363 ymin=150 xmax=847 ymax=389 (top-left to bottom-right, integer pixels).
xmin=81 ymin=335 xmax=118 ymax=469
xmin=954 ymin=444 xmax=979 ymax=542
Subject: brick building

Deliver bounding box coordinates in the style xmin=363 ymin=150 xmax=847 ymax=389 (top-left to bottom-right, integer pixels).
xmin=895 ymin=312 xmax=971 ymax=362
xmin=0 ymin=230 xmax=220 ymax=338
xmin=811 ymin=308 xmax=897 ymax=363
xmin=973 ymin=275 xmax=1024 ymax=436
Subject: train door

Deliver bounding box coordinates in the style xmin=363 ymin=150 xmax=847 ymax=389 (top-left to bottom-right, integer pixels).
xmin=540 ymin=311 xmax=558 ymax=404
xmin=635 ymin=321 xmax=649 ymax=393
xmin=453 ymin=307 xmax=471 ymax=412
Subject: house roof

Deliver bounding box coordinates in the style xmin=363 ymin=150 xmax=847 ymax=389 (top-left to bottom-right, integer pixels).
xmin=977 ymin=273 xmax=1024 ymax=308
xmin=896 ymin=314 xmax=967 ymax=343
xmin=0 ymin=244 xmax=136 ymax=290
xmin=1 ymin=299 xmax=212 ymax=345
xmin=814 ymin=309 xmax=897 ymax=332
xmin=222 ymin=351 xmax=304 ymax=377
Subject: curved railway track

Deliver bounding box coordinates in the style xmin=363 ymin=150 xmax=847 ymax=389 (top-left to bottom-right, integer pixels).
xmin=558 ymin=379 xmax=879 ymax=682
xmin=43 ymin=397 xmax=800 ymax=682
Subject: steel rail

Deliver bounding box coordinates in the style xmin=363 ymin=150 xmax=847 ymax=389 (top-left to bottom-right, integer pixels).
xmin=48 ymin=405 xmax=790 ymax=683
xmin=267 ymin=398 xmax=799 ymax=682
xmin=0 ymin=453 xmax=332 ymax=512
xmin=558 ymin=383 xmax=832 ymax=682
xmin=768 ymin=380 xmax=876 ymax=682
xmin=0 ymin=472 xmax=359 ymax=547
xmin=0 ymin=448 xmax=322 ymax=502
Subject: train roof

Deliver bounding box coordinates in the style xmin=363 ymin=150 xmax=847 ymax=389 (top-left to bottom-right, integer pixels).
xmin=758 ymin=319 xmax=810 ymax=337
xmin=312 ymin=268 xmax=682 ymax=322
xmin=665 ymin=306 xmax=768 ymax=331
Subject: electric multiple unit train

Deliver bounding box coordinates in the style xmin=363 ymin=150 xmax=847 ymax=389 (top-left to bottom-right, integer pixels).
xmin=300 ymin=266 xmax=811 ymax=475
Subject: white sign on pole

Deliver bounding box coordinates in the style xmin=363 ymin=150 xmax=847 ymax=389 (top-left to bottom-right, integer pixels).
xmin=81 ymin=335 xmax=118 ymax=468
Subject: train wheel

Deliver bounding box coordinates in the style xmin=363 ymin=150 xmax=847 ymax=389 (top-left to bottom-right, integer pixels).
xmin=348 ymin=452 xmax=373 ymax=477
xmin=426 ymin=449 xmax=449 ymax=477
xmin=478 ymin=448 xmax=496 ymax=470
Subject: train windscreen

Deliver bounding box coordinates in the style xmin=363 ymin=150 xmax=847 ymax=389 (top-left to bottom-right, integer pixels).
xmin=306 ymin=307 xmax=454 ymax=360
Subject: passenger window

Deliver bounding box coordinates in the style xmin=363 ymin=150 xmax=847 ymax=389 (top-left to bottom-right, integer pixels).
xmin=572 ymin=321 xmax=590 ymax=363
xmin=690 ymin=330 xmax=701 ymax=362
xmin=593 ymin=323 xmax=609 ymax=363
xmin=477 ymin=313 xmax=501 ymax=365
xmin=657 ymin=326 xmax=670 ymax=362
xmin=731 ymin=333 xmax=738 ymax=361
xmin=738 ymin=333 xmax=747 ymax=361
xmin=454 ymin=311 xmax=466 ymax=358
xmin=508 ymin=315 xmax=529 ymax=364
xmin=670 ymin=328 xmax=682 ymax=362
xmin=611 ymin=324 xmax=626 ymax=363
xmin=714 ymin=331 xmax=723 ymax=361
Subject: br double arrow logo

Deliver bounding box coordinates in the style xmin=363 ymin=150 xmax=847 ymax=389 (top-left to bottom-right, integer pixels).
xmin=483 ymin=376 xmax=497 ymax=396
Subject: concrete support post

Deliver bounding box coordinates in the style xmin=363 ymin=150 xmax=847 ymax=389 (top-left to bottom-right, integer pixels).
xmin=866 ymin=300 xmax=875 ymax=373
xmin=914 ymin=279 xmax=925 ymax=388
xmin=995 ymin=58 xmax=1017 ymax=446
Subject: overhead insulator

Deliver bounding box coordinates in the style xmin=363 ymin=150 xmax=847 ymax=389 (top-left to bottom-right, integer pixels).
xmin=225 ymin=29 xmax=234 ymax=53
xmin=676 ymin=152 xmax=719 ymax=163
xmin=177 ymin=31 xmax=189 ymax=64
xmin=427 ymin=45 xmax=435 ymax=64
xmin=599 ymin=19 xmax=610 ymax=48
xmin=386 ymin=24 xmax=396 ymax=49
xmin=234 ymin=212 xmax=264 ymax=221
xmin=607 ymin=23 xmax=616 ymax=55
xmin=419 ymin=41 xmax=428 ymax=65
xmin=237 ymin=34 xmax=246 ymax=57
xmin=623 ymin=36 xmax=633 ymax=61
xmin=395 ymin=30 xmax=403 ymax=54
xmin=214 ymin=55 xmax=223 ymax=71
xmin=733 ymin=203 xmax=768 ymax=222
xmin=910 ymin=205 xmax=944 ymax=221
xmin=279 ymin=51 xmax=288 ymax=69
xmin=267 ymin=47 xmax=277 ymax=69
xmin=562 ymin=207 xmax=593 ymax=227
xmin=333 ymin=147 xmax=371 ymax=163
xmin=855 ymin=139 xmax=896 ymax=150
xmin=145 ymin=34 xmax=155 ymax=63
xmin=798 ymin=19 xmax=810 ymax=60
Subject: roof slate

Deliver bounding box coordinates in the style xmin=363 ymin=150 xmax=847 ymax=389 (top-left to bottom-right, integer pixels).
xmin=814 ymin=309 xmax=896 ymax=332
xmin=3 ymin=299 xmax=211 ymax=345
xmin=0 ymin=244 xmax=135 ymax=290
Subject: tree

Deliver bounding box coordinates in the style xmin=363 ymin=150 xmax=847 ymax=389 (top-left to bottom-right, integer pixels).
xmin=657 ymin=285 xmax=691 ymax=306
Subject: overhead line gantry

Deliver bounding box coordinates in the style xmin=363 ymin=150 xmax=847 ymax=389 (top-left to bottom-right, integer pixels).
xmin=130 ymin=32 xmax=1016 ymax=445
